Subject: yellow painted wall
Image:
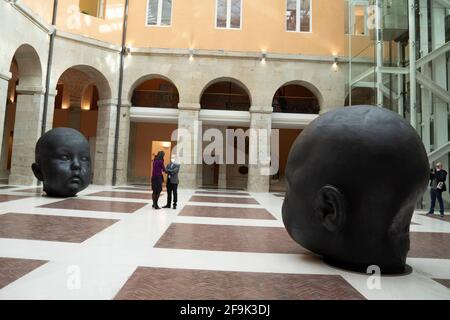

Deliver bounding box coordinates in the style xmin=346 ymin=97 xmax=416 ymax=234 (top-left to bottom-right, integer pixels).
xmin=21 ymin=0 xmax=351 ymax=56
xmin=21 ymin=0 xmax=54 ymax=24
xmin=56 ymin=0 xmax=123 ymax=45
xmin=127 ymin=0 xmax=345 ymax=56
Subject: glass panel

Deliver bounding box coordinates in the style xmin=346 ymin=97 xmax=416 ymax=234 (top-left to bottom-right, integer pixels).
xmin=230 ymin=0 xmax=241 ymax=29
xmin=286 ymin=0 xmax=297 ymax=31
xmin=79 ymin=0 xmax=100 ymax=17
xmin=352 ymin=5 xmax=366 ymax=35
xmin=147 ymin=0 xmax=159 ymax=25
xmin=344 ymin=0 xmax=350 ymax=34
xmin=300 ymin=0 xmax=311 ymax=32
xmin=161 ymin=0 xmax=172 ymax=25
xmin=216 ymin=0 xmax=227 ymax=28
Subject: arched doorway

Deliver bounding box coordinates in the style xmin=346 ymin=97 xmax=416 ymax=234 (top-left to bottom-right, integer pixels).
xmin=52 ymin=65 xmax=111 ymax=185
xmin=271 ymin=82 xmax=321 ymax=192
xmin=199 ymin=79 xmax=251 ymax=190
xmin=128 ymin=77 xmax=179 ymax=185
xmin=1 ymin=44 xmax=43 ymax=185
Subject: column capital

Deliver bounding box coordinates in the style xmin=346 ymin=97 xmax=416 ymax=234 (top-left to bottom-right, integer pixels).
xmin=46 ymin=89 xmax=58 ymax=97
xmin=16 ymin=85 xmax=45 ymax=95
xmin=0 ymin=71 xmax=12 ymax=82
xmin=98 ymin=98 xmax=119 ymax=107
xmin=250 ymin=105 xmax=273 ymax=114
xmin=178 ymin=102 xmax=201 ymax=111
xmin=120 ymin=103 xmax=132 ymax=109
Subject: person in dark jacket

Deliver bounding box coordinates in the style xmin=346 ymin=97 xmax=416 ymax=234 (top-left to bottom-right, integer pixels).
xmin=151 ymin=151 xmax=166 ymax=209
xmin=163 ymin=154 xmax=180 ymax=209
xmin=428 ymin=162 xmax=447 ymax=217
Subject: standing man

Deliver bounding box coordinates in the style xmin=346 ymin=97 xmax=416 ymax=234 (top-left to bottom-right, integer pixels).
xmin=428 ymin=162 xmax=448 ymax=218
xmin=163 ymin=154 xmax=180 ymax=210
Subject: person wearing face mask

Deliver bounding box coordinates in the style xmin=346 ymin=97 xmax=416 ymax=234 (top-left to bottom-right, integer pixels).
xmin=163 ymin=154 xmax=180 ymax=209
xmin=427 ymin=162 xmax=448 ymax=218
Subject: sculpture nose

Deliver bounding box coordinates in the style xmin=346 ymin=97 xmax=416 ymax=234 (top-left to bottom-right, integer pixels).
xmin=71 ymin=158 xmax=81 ymax=170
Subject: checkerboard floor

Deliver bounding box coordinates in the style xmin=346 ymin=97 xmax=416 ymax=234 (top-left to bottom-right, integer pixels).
xmin=0 ymin=184 xmax=450 ymax=300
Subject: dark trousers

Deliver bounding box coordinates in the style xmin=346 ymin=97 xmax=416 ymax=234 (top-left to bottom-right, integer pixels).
xmin=151 ymin=175 xmax=163 ymax=207
xmin=430 ymin=188 xmax=445 ymax=214
xmin=166 ymin=179 xmax=178 ymax=206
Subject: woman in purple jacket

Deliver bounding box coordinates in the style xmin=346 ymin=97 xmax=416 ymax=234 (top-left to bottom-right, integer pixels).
xmin=151 ymin=151 xmax=166 ymax=209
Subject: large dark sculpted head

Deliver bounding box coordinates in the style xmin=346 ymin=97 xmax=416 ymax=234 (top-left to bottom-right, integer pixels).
xmin=282 ymin=106 xmax=429 ymax=274
xmin=32 ymin=128 xmax=91 ymax=197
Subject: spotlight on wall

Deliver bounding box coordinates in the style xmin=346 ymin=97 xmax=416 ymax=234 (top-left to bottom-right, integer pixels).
xmin=261 ymin=51 xmax=267 ymax=64
xmin=332 ymin=56 xmax=339 ymax=72
xmin=162 ymin=141 xmax=171 ymax=148
xmin=189 ymin=48 xmax=195 ymax=61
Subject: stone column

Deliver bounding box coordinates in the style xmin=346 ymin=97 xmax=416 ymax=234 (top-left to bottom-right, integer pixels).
xmin=177 ymin=103 xmax=200 ymax=190
xmin=68 ymin=95 xmax=82 ymax=131
xmin=247 ymin=106 xmax=273 ymax=193
xmin=44 ymin=90 xmax=57 ymax=133
xmin=115 ymin=103 xmax=131 ymax=185
xmin=217 ymin=126 xmax=227 ymax=189
xmin=0 ymin=72 xmax=11 ymax=178
xmin=9 ymin=86 xmax=46 ymax=186
xmin=93 ymin=99 xmax=117 ymax=185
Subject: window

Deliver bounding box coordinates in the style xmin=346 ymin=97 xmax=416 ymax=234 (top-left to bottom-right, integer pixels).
xmin=146 ymin=0 xmax=173 ymax=26
xmin=216 ymin=0 xmax=242 ymax=29
xmin=79 ymin=0 xmax=106 ymax=19
xmin=345 ymin=1 xmax=368 ymax=35
xmin=286 ymin=0 xmax=311 ymax=32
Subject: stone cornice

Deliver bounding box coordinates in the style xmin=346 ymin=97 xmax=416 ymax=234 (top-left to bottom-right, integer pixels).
xmin=0 ymin=71 xmax=12 ymax=82
xmin=16 ymin=85 xmax=45 ymax=94
xmin=130 ymin=47 xmax=374 ymax=65
xmin=250 ymin=106 xmax=273 ymax=114
xmin=97 ymin=98 xmax=119 ymax=107
xmin=178 ymin=103 xmax=201 ymax=111
xmin=10 ymin=0 xmax=51 ymax=33
xmin=55 ymin=30 xmax=122 ymax=53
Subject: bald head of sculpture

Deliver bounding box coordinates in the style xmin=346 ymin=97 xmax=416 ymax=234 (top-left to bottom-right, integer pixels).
xmin=282 ymin=105 xmax=429 ymax=274
xmin=32 ymin=127 xmax=91 ymax=197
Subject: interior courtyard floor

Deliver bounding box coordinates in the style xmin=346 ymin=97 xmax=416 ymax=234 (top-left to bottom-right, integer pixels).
xmin=0 ymin=184 xmax=449 ymax=300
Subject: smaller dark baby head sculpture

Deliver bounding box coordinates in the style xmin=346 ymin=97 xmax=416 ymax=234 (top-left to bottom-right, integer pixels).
xmin=282 ymin=106 xmax=429 ymax=274
xmin=32 ymin=128 xmax=91 ymax=197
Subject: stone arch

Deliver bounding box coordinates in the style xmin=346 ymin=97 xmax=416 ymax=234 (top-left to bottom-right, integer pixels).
xmin=272 ymin=81 xmax=322 ymax=114
xmin=10 ymin=44 xmax=43 ymax=88
xmin=54 ymin=64 xmax=112 ymax=102
xmin=127 ymin=74 xmax=181 ymax=106
xmin=272 ymin=80 xmax=324 ymax=111
xmin=1 ymin=43 xmax=44 ymax=185
xmin=199 ymin=77 xmax=252 ymax=111
xmin=128 ymin=74 xmax=180 ymax=108
xmin=51 ymin=65 xmax=113 ymax=185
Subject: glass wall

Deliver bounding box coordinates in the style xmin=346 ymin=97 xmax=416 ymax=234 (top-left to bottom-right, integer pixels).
xmin=345 ymin=0 xmax=450 ymax=205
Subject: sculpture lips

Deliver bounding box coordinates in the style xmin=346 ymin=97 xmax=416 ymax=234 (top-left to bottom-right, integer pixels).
xmin=70 ymin=177 xmax=82 ymax=184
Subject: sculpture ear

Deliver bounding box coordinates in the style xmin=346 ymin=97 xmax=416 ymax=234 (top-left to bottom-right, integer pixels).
xmin=31 ymin=163 xmax=43 ymax=181
xmin=315 ymin=185 xmax=347 ymax=232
